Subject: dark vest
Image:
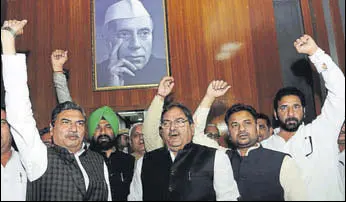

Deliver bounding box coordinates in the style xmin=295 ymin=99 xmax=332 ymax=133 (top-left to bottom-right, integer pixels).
xmin=142 ymin=143 xmax=216 ymax=201
xmin=26 ymin=145 xmax=108 ymax=201
xmin=102 ymin=151 xmax=135 ymax=201
xmin=226 ymin=146 xmax=286 ymax=201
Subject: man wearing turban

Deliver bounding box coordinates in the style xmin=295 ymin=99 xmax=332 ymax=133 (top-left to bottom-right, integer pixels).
xmin=89 ymin=106 xmax=135 ymax=201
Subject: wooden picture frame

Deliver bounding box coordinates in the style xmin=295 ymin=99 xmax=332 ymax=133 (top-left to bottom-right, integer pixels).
xmin=91 ymin=0 xmax=170 ymax=90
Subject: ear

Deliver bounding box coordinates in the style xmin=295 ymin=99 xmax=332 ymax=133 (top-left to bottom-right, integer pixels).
xmin=159 ymin=127 xmax=164 ymax=140
xmin=49 ymin=123 xmax=54 ymax=137
xmin=256 ymin=121 xmax=260 ymax=132
xmin=303 ymin=107 xmax=306 ymax=117
xmin=269 ymin=127 xmax=274 ymax=135
xmin=191 ymin=123 xmax=195 ymax=137
xmin=274 ymin=110 xmax=278 ymax=120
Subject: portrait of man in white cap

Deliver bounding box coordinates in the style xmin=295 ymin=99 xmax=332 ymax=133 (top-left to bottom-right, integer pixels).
xmin=95 ymin=0 xmax=168 ymax=88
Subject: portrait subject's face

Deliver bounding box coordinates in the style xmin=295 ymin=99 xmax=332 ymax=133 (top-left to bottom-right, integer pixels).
xmin=108 ymin=16 xmax=153 ymax=70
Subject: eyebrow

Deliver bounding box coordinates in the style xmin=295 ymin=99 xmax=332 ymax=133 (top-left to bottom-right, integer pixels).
xmin=60 ymin=118 xmax=85 ymax=123
xmin=117 ymin=29 xmax=132 ymax=32
xmin=231 ymin=119 xmax=253 ymax=123
xmin=61 ymin=118 xmax=71 ymax=122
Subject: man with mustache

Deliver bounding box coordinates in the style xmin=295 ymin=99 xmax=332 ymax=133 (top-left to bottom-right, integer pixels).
xmin=225 ymin=104 xmax=307 ymax=200
xmin=49 ymin=48 xmax=136 ymax=201
xmin=1 ymin=20 xmax=111 ymax=200
xmin=88 ymin=106 xmax=135 ymax=201
xmin=256 ymin=113 xmax=273 ymax=142
xmin=128 ymin=103 xmax=240 ymax=201
xmin=262 ymin=34 xmax=345 ymax=200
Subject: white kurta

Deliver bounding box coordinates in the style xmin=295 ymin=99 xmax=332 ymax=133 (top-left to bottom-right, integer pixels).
xmin=262 ymin=48 xmax=345 ymax=201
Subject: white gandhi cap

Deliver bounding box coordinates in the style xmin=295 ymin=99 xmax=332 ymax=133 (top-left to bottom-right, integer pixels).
xmin=104 ymin=0 xmax=150 ymax=25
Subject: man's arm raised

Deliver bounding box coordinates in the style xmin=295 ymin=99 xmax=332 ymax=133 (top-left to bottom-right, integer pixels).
xmin=1 ymin=20 xmax=48 ymax=181
xmin=193 ymin=80 xmax=230 ymax=150
xmin=51 ymin=49 xmax=73 ymax=103
xmin=143 ymin=76 xmax=174 ymax=152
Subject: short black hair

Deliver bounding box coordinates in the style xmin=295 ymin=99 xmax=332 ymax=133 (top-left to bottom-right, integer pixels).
xmin=257 ymin=113 xmax=272 ymax=128
xmin=39 ymin=127 xmax=51 ymax=136
xmin=274 ymin=87 xmax=306 ymax=113
xmin=51 ymin=101 xmax=86 ymax=127
xmin=161 ymin=103 xmax=194 ymax=125
xmin=224 ymin=103 xmax=258 ymax=126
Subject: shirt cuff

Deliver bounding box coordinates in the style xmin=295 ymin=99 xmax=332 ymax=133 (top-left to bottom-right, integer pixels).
xmin=308 ymin=48 xmax=328 ymax=73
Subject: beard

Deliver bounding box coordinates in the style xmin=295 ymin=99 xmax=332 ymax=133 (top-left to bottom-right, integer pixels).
xmin=280 ymin=117 xmax=303 ymax=132
xmin=89 ymin=134 xmax=116 ymax=152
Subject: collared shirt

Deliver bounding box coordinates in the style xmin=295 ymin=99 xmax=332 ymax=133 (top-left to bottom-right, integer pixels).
xmin=2 ymin=54 xmax=112 ymax=201
xmin=1 ymin=148 xmax=27 ymax=201
xmin=128 ymin=148 xmax=240 ymax=201
xmin=143 ymin=96 xmax=222 ymax=153
xmin=142 ymin=92 xmax=306 ymax=200
xmin=261 ymin=48 xmax=345 ymax=200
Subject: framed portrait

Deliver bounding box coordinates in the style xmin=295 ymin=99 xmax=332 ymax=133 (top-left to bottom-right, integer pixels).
xmin=92 ymin=0 xmax=170 ymax=90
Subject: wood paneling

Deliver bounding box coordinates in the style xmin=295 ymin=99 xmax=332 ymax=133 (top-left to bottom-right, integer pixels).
xmin=248 ymin=0 xmax=283 ymax=117
xmin=166 ymin=0 xmax=260 ymax=114
xmin=329 ymin=0 xmax=345 ymax=73
xmin=300 ymin=0 xmax=331 ymax=115
xmin=2 ymin=0 xmax=343 ymax=128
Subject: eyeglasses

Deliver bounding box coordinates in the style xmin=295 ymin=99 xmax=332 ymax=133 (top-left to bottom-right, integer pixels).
xmin=161 ymin=118 xmax=189 ymax=129
xmin=206 ymin=133 xmax=220 ymax=139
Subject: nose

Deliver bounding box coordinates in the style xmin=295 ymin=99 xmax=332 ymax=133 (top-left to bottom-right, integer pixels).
xmin=239 ymin=123 xmax=246 ymax=132
xmin=128 ymin=35 xmax=141 ymax=50
xmin=287 ymin=106 xmax=294 ymax=116
xmin=100 ymin=126 xmax=106 ymax=134
xmin=169 ymin=122 xmax=177 ymax=131
xmin=70 ymin=122 xmax=78 ymax=132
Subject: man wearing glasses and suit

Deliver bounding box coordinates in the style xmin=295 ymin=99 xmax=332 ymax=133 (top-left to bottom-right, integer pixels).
xmin=128 ymin=103 xmax=240 ymax=201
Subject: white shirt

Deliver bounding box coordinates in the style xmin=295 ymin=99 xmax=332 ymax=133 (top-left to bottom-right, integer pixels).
xmin=1 ymin=148 xmax=27 ymax=201
xmin=2 ymin=54 xmax=112 ymax=201
xmin=261 ymin=48 xmax=345 ymax=201
xmin=128 ymin=149 xmax=240 ymax=201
